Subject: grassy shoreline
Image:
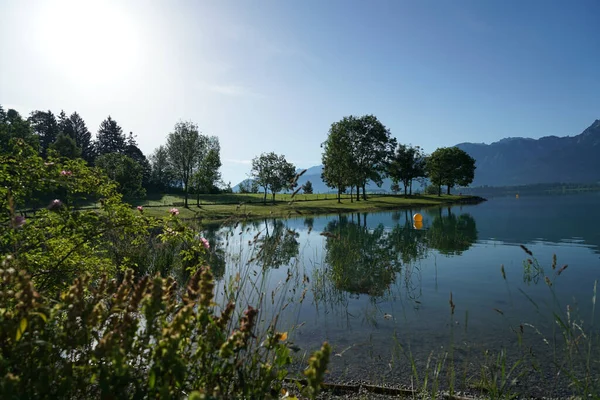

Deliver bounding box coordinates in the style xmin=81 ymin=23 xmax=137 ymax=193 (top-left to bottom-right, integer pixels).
xmin=132 ymin=193 xmax=486 ymax=223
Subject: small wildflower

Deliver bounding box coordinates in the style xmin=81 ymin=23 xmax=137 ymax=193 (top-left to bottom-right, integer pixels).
xmin=169 ymin=208 xmax=179 ymax=216
xmin=44 ymin=162 xmax=55 ymax=166
xmin=48 ymin=199 xmax=63 ymax=210
xmin=12 ymin=215 xmax=26 ymax=228
xmin=200 ymin=237 xmax=210 ymax=249
xmin=60 ymin=170 xmax=72 ymax=176
xmin=137 ymin=206 xmax=144 ymax=213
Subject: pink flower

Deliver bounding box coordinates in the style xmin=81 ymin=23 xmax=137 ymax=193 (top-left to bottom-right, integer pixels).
xmin=60 ymin=170 xmax=72 ymax=176
xmin=169 ymin=208 xmax=179 ymax=216
xmin=200 ymin=237 xmax=210 ymax=250
xmin=48 ymin=199 xmax=63 ymax=210
xmin=12 ymin=215 xmax=26 ymax=228
xmin=137 ymin=206 xmax=144 ymax=213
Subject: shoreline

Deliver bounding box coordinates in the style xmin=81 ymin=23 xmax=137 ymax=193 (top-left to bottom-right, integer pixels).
xmin=138 ymin=194 xmax=487 ymax=224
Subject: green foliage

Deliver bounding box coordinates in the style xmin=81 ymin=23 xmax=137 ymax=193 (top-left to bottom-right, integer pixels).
xmin=0 ymin=140 xmax=330 ymax=399
xmin=0 ymin=106 xmax=39 ymax=153
xmin=321 ymin=118 xmax=354 ymax=202
xmin=426 ymin=147 xmax=476 ymax=196
xmin=166 ymin=121 xmax=218 ymax=207
xmin=149 ymin=145 xmax=175 ymax=192
xmin=28 ymin=110 xmax=59 ymax=157
xmin=49 ymin=133 xmax=82 ymax=159
xmin=322 ymin=115 xmax=396 ymax=201
xmin=192 ymin=136 xmax=222 ymax=202
xmin=96 ymin=116 xmax=126 ymax=155
xmin=96 ymin=153 xmax=146 ymax=198
xmin=0 ymin=140 xmax=150 ymax=294
xmin=251 ymin=152 xmax=296 ymax=203
xmin=387 ymin=144 xmax=426 ymax=195
xmin=302 ymin=180 xmax=313 ymax=194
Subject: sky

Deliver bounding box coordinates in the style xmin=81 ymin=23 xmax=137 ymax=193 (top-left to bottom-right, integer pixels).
xmin=1 ymin=0 xmax=600 ymax=186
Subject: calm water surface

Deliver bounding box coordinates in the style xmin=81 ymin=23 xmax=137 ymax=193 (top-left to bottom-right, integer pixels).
xmin=206 ymin=192 xmax=600 ymax=394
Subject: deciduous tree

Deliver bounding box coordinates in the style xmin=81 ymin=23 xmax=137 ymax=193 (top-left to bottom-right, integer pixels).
xmin=251 ymin=152 xmax=296 ymax=203
xmin=387 ymin=144 xmax=427 ymax=196
xmin=166 ymin=121 xmax=205 ymax=207
xmin=426 ymin=147 xmax=476 ymax=196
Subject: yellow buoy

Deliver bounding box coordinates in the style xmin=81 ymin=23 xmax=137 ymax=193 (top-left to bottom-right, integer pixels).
xmin=413 ymin=213 xmax=423 ymax=222
xmin=516 ymin=194 xmax=519 ymax=199
xmin=413 ymin=220 xmax=423 ymax=230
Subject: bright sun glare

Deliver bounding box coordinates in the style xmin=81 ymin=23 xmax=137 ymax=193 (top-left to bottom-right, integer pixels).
xmin=35 ymin=0 xmax=141 ymax=85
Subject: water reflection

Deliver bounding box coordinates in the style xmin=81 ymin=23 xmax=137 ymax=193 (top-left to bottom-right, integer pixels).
xmin=320 ymin=210 xmax=478 ymax=297
xmin=426 ymin=208 xmax=478 ymax=256
xmin=323 ymin=215 xmax=402 ymax=296
xmin=255 ymin=219 xmax=300 ymax=269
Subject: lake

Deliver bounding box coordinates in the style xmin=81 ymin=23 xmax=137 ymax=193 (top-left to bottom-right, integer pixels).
xmin=205 ymin=192 xmax=600 ymax=397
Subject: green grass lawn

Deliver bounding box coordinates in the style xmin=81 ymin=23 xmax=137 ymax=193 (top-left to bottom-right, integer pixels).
xmin=130 ymin=193 xmax=476 ymax=222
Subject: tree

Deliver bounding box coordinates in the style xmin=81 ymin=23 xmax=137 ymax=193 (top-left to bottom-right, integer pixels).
xmin=96 ymin=116 xmax=126 ymax=156
xmin=29 ymin=110 xmax=59 ymax=156
xmin=323 ymin=115 xmax=396 ymax=201
xmin=192 ymin=136 xmax=222 ymax=205
xmin=95 ymin=153 xmax=145 ymax=197
xmin=0 ymin=106 xmax=38 ymax=152
xmin=387 ymin=144 xmax=427 ymax=196
xmin=321 ymin=118 xmax=354 ymax=203
xmin=124 ymin=132 xmax=151 ymax=187
xmin=354 ymin=115 xmax=397 ymax=200
xmin=149 ymin=145 xmax=174 ymax=192
xmin=166 ymin=121 xmax=205 ymax=207
xmin=69 ymin=112 xmax=94 ymax=162
xmin=50 ymin=133 xmax=82 ymax=159
xmin=426 ymin=147 xmax=476 ymax=196
xmin=302 ymin=180 xmax=313 ymax=194
xmin=250 ymin=152 xmax=296 ymax=204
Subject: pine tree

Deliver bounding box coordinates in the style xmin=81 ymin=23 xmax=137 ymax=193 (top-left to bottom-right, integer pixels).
xmin=96 ymin=116 xmax=126 ymax=156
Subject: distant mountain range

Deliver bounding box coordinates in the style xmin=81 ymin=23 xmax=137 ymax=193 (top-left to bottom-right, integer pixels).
xmin=234 ymin=119 xmax=600 ymax=192
xmin=456 ymin=119 xmax=600 ymax=187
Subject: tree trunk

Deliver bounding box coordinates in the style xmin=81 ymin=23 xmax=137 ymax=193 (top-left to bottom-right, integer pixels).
xmin=438 ymin=184 xmax=441 ymax=197
xmin=356 ymin=185 xmax=360 ymax=201
xmin=447 ymin=185 xmax=451 ymax=195
xmin=409 ymin=181 xmax=413 ymax=196
xmin=272 ymin=192 xmax=276 ymax=203
xmin=337 ymin=188 xmax=341 ymax=203
xmin=362 ymin=184 xmax=367 ymax=200
xmin=350 ymin=186 xmax=353 ymax=203
xmin=196 ymin=191 xmax=200 ymax=207
xmin=184 ymin=182 xmax=189 ymax=207
xmin=404 ymin=185 xmax=407 ymax=196
xmin=263 ymin=188 xmax=267 ymax=204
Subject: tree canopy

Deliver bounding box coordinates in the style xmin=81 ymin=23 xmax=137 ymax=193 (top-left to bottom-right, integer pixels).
xmin=426 ymin=147 xmax=476 ymax=195
xmin=251 ymin=152 xmax=296 ymax=203
xmin=387 ymin=144 xmax=426 ymax=196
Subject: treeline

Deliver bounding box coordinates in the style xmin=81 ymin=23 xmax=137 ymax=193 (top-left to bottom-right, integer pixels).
xmin=321 ymin=115 xmax=476 ymax=202
xmin=0 ymin=106 xmax=227 ymax=205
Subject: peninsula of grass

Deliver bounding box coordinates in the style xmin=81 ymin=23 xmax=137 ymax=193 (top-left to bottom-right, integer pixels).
xmin=130 ymin=193 xmax=485 ymax=222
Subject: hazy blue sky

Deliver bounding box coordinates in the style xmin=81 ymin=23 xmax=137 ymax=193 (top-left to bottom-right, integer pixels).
xmin=1 ymin=0 xmax=599 ymax=185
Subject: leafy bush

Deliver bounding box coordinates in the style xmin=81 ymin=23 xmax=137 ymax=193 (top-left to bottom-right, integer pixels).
xmin=0 ymin=139 xmax=331 ymax=399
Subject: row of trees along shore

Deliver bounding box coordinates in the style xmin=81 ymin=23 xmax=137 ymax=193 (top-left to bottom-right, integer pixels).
xmin=321 ymin=114 xmax=476 ymax=202
xmin=0 ymin=107 xmax=224 ymax=207
xmin=1 ymin=106 xmax=475 ymax=207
